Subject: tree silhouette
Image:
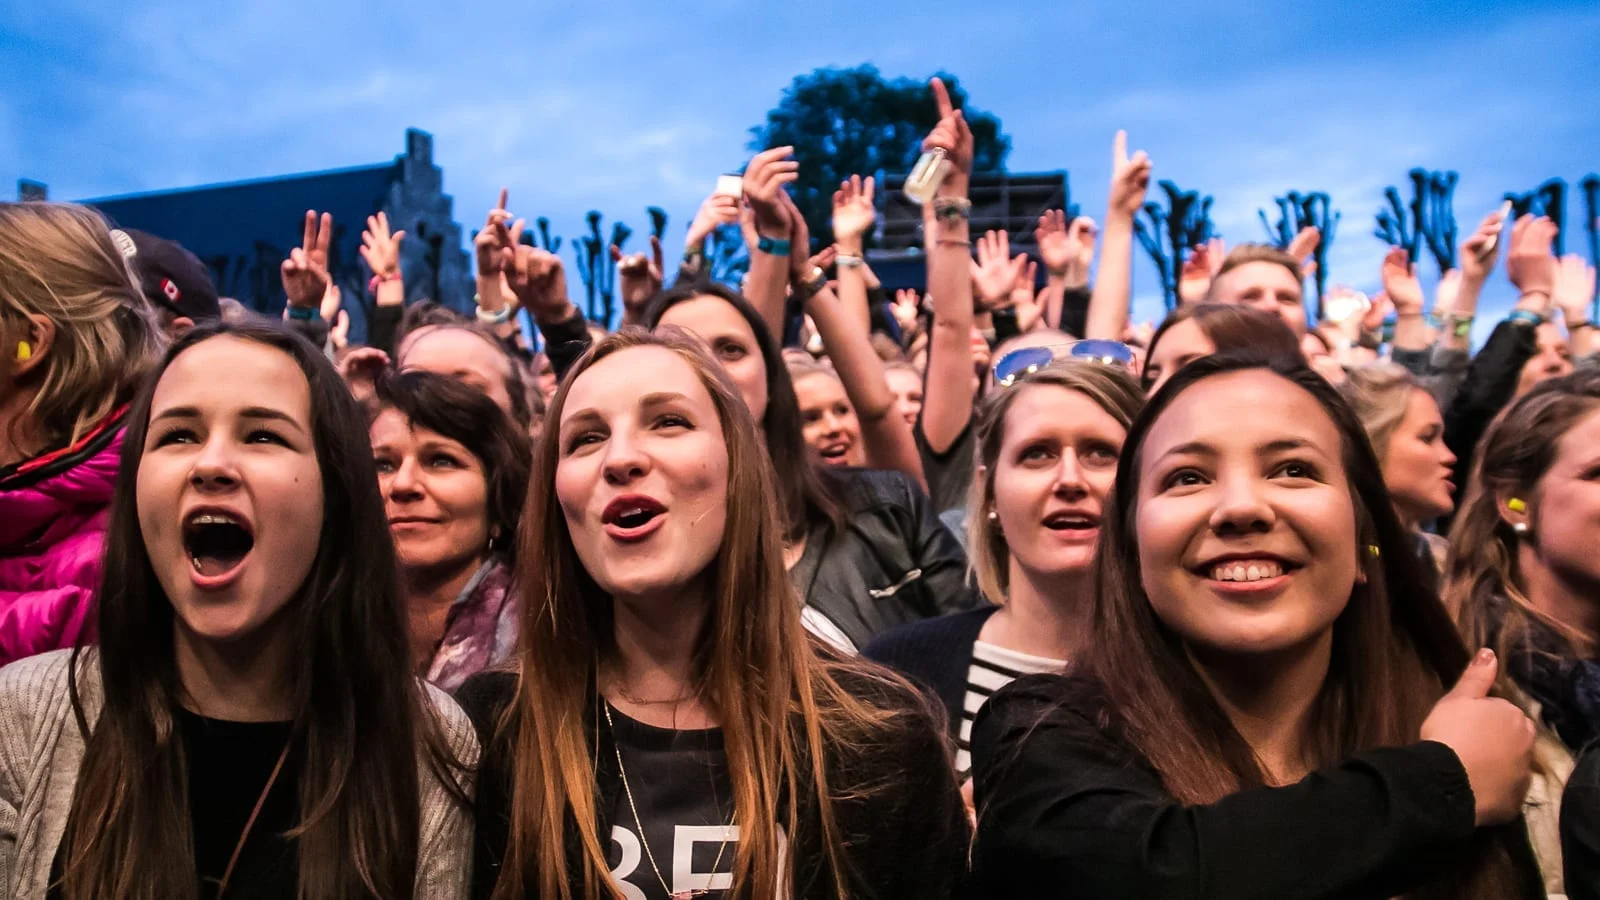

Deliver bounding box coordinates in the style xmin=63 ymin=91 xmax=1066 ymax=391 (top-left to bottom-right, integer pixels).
xmin=749 ymin=64 xmax=1010 ymax=249
xmin=1376 ymin=169 xmax=1457 ymax=271
xmin=707 ymin=225 xmax=751 ymax=286
xmin=1505 ymin=178 xmax=1569 ymax=256
xmin=1582 ymin=175 xmax=1599 ymax=315
xmin=1260 ymin=191 xmax=1340 ymax=317
xmin=573 ymin=211 xmax=632 ymax=326
xmin=1134 ymin=180 xmax=1216 ymax=310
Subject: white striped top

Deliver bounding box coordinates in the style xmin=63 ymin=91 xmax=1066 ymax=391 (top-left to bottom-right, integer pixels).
xmin=955 ymin=640 xmax=1065 ymax=781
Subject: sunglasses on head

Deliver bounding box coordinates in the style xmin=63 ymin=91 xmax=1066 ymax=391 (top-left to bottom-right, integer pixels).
xmin=992 ymin=340 xmax=1137 ymax=387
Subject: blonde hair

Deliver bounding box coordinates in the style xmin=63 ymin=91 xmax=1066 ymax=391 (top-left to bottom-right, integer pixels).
xmin=0 ymin=202 xmax=165 ymax=448
xmin=1339 ymin=362 xmax=1421 ymax=462
xmin=965 ymin=359 xmax=1144 ymax=604
xmin=496 ymin=327 xmax=932 ymax=900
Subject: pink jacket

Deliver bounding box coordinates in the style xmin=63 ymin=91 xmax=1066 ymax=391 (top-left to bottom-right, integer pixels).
xmin=0 ymin=414 xmax=123 ymax=667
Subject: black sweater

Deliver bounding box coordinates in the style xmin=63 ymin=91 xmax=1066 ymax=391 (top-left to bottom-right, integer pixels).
xmin=969 ymin=673 xmax=1545 ymax=900
xmin=455 ymin=665 xmax=969 ymax=900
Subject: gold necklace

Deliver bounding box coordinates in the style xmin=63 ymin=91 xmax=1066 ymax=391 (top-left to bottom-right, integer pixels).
xmin=603 ymin=699 xmax=731 ymax=900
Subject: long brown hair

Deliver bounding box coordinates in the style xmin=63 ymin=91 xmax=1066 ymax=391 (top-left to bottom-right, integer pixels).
xmin=58 ymin=321 xmax=467 ymax=899
xmin=1140 ymin=302 xmax=1300 ymax=390
xmin=1448 ymin=369 xmax=1600 ymax=659
xmin=1081 ymin=350 xmax=1526 ymax=897
xmin=493 ymin=328 xmax=923 ymax=900
xmin=965 ymin=359 xmax=1144 ymax=604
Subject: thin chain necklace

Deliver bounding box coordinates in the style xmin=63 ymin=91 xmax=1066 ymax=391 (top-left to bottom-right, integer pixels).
xmin=602 ymin=698 xmax=732 ymax=900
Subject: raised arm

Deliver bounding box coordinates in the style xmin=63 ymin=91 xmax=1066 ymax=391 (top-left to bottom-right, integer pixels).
xmin=817 ymin=176 xmax=924 ymax=485
xmin=1084 ymin=131 xmax=1151 ymax=341
xmin=741 ymin=146 xmax=800 ymax=343
xmin=919 ymin=76 xmax=979 ymax=453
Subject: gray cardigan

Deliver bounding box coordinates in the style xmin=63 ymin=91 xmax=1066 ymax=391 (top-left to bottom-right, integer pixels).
xmin=0 ymin=650 xmax=478 ymax=899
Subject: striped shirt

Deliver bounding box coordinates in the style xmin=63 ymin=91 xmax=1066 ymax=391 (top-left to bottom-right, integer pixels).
xmin=956 ymin=641 xmax=1065 ymax=780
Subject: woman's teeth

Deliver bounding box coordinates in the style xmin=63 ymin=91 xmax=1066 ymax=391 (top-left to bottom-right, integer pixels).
xmin=1210 ymin=561 xmax=1284 ymax=582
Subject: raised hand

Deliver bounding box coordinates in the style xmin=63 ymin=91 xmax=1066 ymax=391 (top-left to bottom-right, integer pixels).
xmin=360 ymin=211 xmax=406 ymax=279
xmin=1036 ymin=210 xmax=1095 ymax=276
xmin=1286 ymin=226 xmax=1320 ymax=265
xmin=1178 ymin=243 xmax=1216 ymax=305
xmin=503 ymin=245 xmax=572 ymax=323
xmin=924 ymin=78 xmax=974 ymax=180
xmin=1554 ymin=254 xmax=1598 ymax=325
xmin=1380 ymin=247 xmax=1425 ymax=317
xmin=780 ymin=190 xmax=814 ymax=278
xmin=319 ymin=282 xmax=343 ymax=324
xmin=687 ymin=192 xmax=741 ymax=250
xmin=281 ymin=210 xmax=333 ymax=309
xmin=743 ymin=146 xmax=799 ymax=238
xmin=337 ymin=346 xmax=390 ymax=404
xmin=832 ymin=175 xmax=877 ymax=246
xmin=329 ymin=309 xmax=351 ymax=352
xmin=1507 ymin=215 xmax=1559 ymax=299
xmin=1360 ymin=291 xmax=1394 ymax=334
xmin=611 ymin=236 xmax=664 ymax=318
xmin=476 ymin=189 xmax=524 ymax=278
xmin=1107 ymin=131 xmax=1153 ymax=220
xmin=1010 ymin=260 xmax=1043 ymax=331
xmin=1420 ymin=650 xmax=1535 ymax=826
xmin=808 ymin=244 xmax=838 ymax=273
xmin=971 ymin=230 xmax=1027 ymax=309
xmin=1460 ymin=207 xmax=1508 ymax=284
xmin=892 ymin=289 xmax=921 ymax=331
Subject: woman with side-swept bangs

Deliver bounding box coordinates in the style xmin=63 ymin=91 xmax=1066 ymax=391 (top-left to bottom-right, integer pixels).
xmin=971 ymin=351 xmax=1546 ymax=899
xmin=458 ymin=328 xmax=965 ymax=900
xmin=0 ymin=320 xmax=475 ymax=900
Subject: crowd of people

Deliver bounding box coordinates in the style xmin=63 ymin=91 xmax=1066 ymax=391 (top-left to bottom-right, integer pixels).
xmin=1 ymin=74 xmax=1599 ymax=899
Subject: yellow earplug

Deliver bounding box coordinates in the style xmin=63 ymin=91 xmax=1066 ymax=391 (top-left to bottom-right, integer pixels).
xmin=1507 ymin=497 xmax=1528 ymax=514
xmin=15 ymin=341 xmax=30 ymax=361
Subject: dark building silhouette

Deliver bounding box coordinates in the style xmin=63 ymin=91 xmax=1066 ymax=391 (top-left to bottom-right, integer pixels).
xmin=18 ymin=128 xmax=470 ymax=343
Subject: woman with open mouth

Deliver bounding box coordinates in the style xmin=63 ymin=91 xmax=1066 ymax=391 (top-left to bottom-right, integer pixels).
xmin=788 ymin=356 xmax=864 ymax=468
xmin=456 ymin=329 xmax=965 ymax=900
xmin=970 ymin=351 xmax=1545 ymax=898
xmin=865 ymin=358 xmax=1144 ymax=809
xmin=369 ymin=369 xmax=531 ymax=691
xmin=0 ymin=321 xmax=476 ymax=900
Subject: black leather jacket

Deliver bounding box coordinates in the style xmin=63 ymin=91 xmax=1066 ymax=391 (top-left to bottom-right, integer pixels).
xmin=790 ymin=468 xmax=980 ymax=652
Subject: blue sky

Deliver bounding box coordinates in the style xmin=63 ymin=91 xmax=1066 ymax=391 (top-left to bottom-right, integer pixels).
xmin=4 ymin=0 xmax=1597 ymax=329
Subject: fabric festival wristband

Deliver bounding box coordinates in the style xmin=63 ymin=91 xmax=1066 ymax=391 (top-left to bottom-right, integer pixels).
xmin=286 ymin=306 xmax=316 ymax=321
xmin=1507 ymin=310 xmax=1545 ymax=327
xmin=757 ymin=235 xmax=792 ymax=257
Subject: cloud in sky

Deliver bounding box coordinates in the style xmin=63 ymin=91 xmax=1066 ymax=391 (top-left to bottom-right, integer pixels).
xmin=4 ymin=0 xmax=1597 ymax=327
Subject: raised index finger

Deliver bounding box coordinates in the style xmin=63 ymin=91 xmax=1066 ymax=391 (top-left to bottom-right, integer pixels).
xmin=497 ymin=188 xmax=509 ymax=211
xmin=1112 ymin=130 xmax=1128 ymax=167
xmin=316 ymin=213 xmax=334 ymax=256
xmin=930 ymin=77 xmax=954 ymax=120
xmin=302 ymin=210 xmax=316 ymax=252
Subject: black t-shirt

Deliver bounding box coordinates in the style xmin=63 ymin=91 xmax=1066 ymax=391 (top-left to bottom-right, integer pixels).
xmin=603 ymin=703 xmax=738 ymax=900
xmin=49 ymin=709 xmax=300 ymax=900
xmin=916 ymin=415 xmax=975 ymax=517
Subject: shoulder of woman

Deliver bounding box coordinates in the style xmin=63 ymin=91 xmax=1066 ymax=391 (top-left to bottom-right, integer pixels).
xmin=974 ymin=672 xmax=1111 ymax=746
xmin=831 ymin=467 xmax=926 ymax=515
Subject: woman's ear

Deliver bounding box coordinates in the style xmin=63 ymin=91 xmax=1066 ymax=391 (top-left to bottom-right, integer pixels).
xmin=1496 ymin=488 xmax=1531 ymax=534
xmin=9 ymin=314 xmax=55 ymax=379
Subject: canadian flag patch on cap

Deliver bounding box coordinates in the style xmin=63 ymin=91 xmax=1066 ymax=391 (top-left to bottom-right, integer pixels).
xmin=161 ymin=278 xmax=181 ymax=302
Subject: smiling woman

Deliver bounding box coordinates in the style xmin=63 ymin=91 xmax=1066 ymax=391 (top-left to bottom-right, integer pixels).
xmin=970 ymin=351 xmax=1547 ymax=899
xmin=0 ymin=321 xmax=476 ymax=900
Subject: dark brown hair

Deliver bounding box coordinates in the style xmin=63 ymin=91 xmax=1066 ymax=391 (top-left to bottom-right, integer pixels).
xmin=59 ymin=320 xmax=467 ymax=900
xmin=1141 ymin=303 xmax=1301 ymax=390
xmin=492 ymin=328 xmax=931 ymax=899
xmin=1081 ymin=350 xmax=1528 ymax=898
xmin=371 ymin=368 xmax=532 ymax=565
